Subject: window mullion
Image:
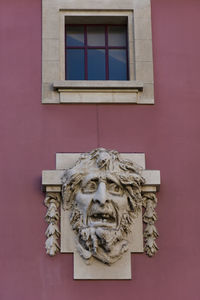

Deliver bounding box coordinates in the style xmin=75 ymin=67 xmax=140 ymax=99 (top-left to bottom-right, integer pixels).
xmin=65 ymin=24 xmax=67 ymax=80
xmin=126 ymin=24 xmax=129 ymax=80
xmin=105 ymin=25 xmax=109 ymax=80
xmin=84 ymin=25 xmax=88 ymax=80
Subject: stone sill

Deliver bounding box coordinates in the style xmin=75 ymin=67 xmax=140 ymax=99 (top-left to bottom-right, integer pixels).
xmin=53 ymin=80 xmax=144 ymax=91
xmin=53 ymin=80 xmax=144 ymax=104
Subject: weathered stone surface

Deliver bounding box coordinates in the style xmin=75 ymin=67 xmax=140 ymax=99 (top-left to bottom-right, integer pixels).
xmin=61 ymin=148 xmax=145 ymax=265
xmin=42 ymin=148 xmax=161 ymax=279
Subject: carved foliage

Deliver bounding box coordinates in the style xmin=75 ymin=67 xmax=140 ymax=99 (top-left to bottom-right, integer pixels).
xmin=44 ymin=193 xmax=60 ymax=256
xmin=142 ymin=193 xmax=159 ymax=257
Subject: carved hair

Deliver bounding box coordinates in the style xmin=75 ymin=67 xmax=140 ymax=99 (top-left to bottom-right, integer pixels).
xmin=62 ymin=148 xmax=145 ymax=214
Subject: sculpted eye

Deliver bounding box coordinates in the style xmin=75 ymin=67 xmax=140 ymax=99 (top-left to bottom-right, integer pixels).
xmin=82 ymin=180 xmax=98 ymax=193
xmin=107 ymin=182 xmax=123 ymax=195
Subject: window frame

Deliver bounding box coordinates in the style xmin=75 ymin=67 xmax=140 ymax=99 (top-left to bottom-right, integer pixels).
xmin=59 ymin=10 xmax=135 ymax=83
xmin=65 ymin=24 xmax=129 ymax=81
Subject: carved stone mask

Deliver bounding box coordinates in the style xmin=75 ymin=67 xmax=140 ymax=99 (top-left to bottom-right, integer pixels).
xmin=61 ymin=148 xmax=144 ymax=265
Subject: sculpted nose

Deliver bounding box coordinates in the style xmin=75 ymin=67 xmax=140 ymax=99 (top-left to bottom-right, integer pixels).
xmin=93 ymin=182 xmax=107 ymax=206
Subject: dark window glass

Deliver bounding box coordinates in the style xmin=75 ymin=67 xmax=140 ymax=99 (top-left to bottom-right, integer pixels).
xmin=87 ymin=26 xmax=105 ymax=46
xmin=66 ymin=26 xmax=84 ymax=46
xmin=66 ymin=49 xmax=85 ymax=80
xmin=88 ymin=49 xmax=106 ymax=80
xmin=109 ymin=50 xmax=127 ymax=80
xmin=108 ymin=26 xmax=126 ymax=47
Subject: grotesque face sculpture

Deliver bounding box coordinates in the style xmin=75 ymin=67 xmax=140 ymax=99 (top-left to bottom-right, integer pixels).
xmin=62 ymin=148 xmax=144 ymax=265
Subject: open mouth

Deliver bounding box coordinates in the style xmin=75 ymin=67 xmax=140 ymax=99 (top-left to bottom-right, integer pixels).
xmin=88 ymin=211 xmax=117 ymax=227
xmin=90 ymin=213 xmax=115 ymax=223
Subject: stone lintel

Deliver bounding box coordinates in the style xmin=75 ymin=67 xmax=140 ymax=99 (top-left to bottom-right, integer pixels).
xmin=42 ymin=169 xmax=160 ymax=190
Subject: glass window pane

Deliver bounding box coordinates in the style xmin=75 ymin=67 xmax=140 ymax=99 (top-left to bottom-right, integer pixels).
xmin=109 ymin=49 xmax=127 ymax=80
xmin=66 ymin=49 xmax=85 ymax=80
xmin=66 ymin=25 xmax=84 ymax=46
xmin=87 ymin=26 xmax=105 ymax=46
xmin=108 ymin=26 xmax=126 ymax=47
xmin=88 ymin=49 xmax=105 ymax=80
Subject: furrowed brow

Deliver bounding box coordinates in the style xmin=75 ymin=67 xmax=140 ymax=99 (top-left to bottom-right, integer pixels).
xmin=106 ymin=174 xmax=120 ymax=186
xmin=81 ymin=174 xmax=99 ymax=186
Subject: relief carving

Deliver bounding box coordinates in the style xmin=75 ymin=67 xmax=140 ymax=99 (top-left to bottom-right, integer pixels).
xmin=61 ymin=148 xmax=145 ymax=265
xmin=42 ymin=148 xmax=160 ymax=278
xmin=44 ymin=193 xmax=60 ymax=256
xmin=142 ymin=193 xmax=159 ymax=257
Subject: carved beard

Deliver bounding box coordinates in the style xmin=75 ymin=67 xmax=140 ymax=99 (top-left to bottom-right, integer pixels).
xmin=70 ymin=207 xmax=134 ymax=265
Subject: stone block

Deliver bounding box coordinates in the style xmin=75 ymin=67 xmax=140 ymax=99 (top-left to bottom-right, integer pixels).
xmin=135 ymin=39 xmax=153 ymax=62
xmin=43 ymin=39 xmax=59 ymax=61
xmin=74 ymin=251 xmax=132 ymax=279
xmin=134 ymin=17 xmax=152 ymax=40
xmin=42 ymin=83 xmax=60 ymax=103
xmin=59 ymin=90 xmax=138 ymax=103
xmin=136 ymin=61 xmax=154 ymax=83
xmin=43 ymin=61 xmax=59 ymax=83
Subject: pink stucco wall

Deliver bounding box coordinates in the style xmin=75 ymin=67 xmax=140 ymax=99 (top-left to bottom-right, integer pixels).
xmin=0 ymin=0 xmax=200 ymax=299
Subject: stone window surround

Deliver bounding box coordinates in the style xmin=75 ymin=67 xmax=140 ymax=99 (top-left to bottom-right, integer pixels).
xmin=42 ymin=0 xmax=154 ymax=104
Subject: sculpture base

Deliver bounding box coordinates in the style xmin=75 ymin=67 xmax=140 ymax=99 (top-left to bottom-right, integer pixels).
xmin=74 ymin=250 xmax=132 ymax=280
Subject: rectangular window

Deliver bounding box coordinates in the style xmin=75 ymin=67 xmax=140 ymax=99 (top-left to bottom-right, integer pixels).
xmin=65 ymin=24 xmax=128 ymax=80
xmin=43 ymin=5 xmax=154 ymax=104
